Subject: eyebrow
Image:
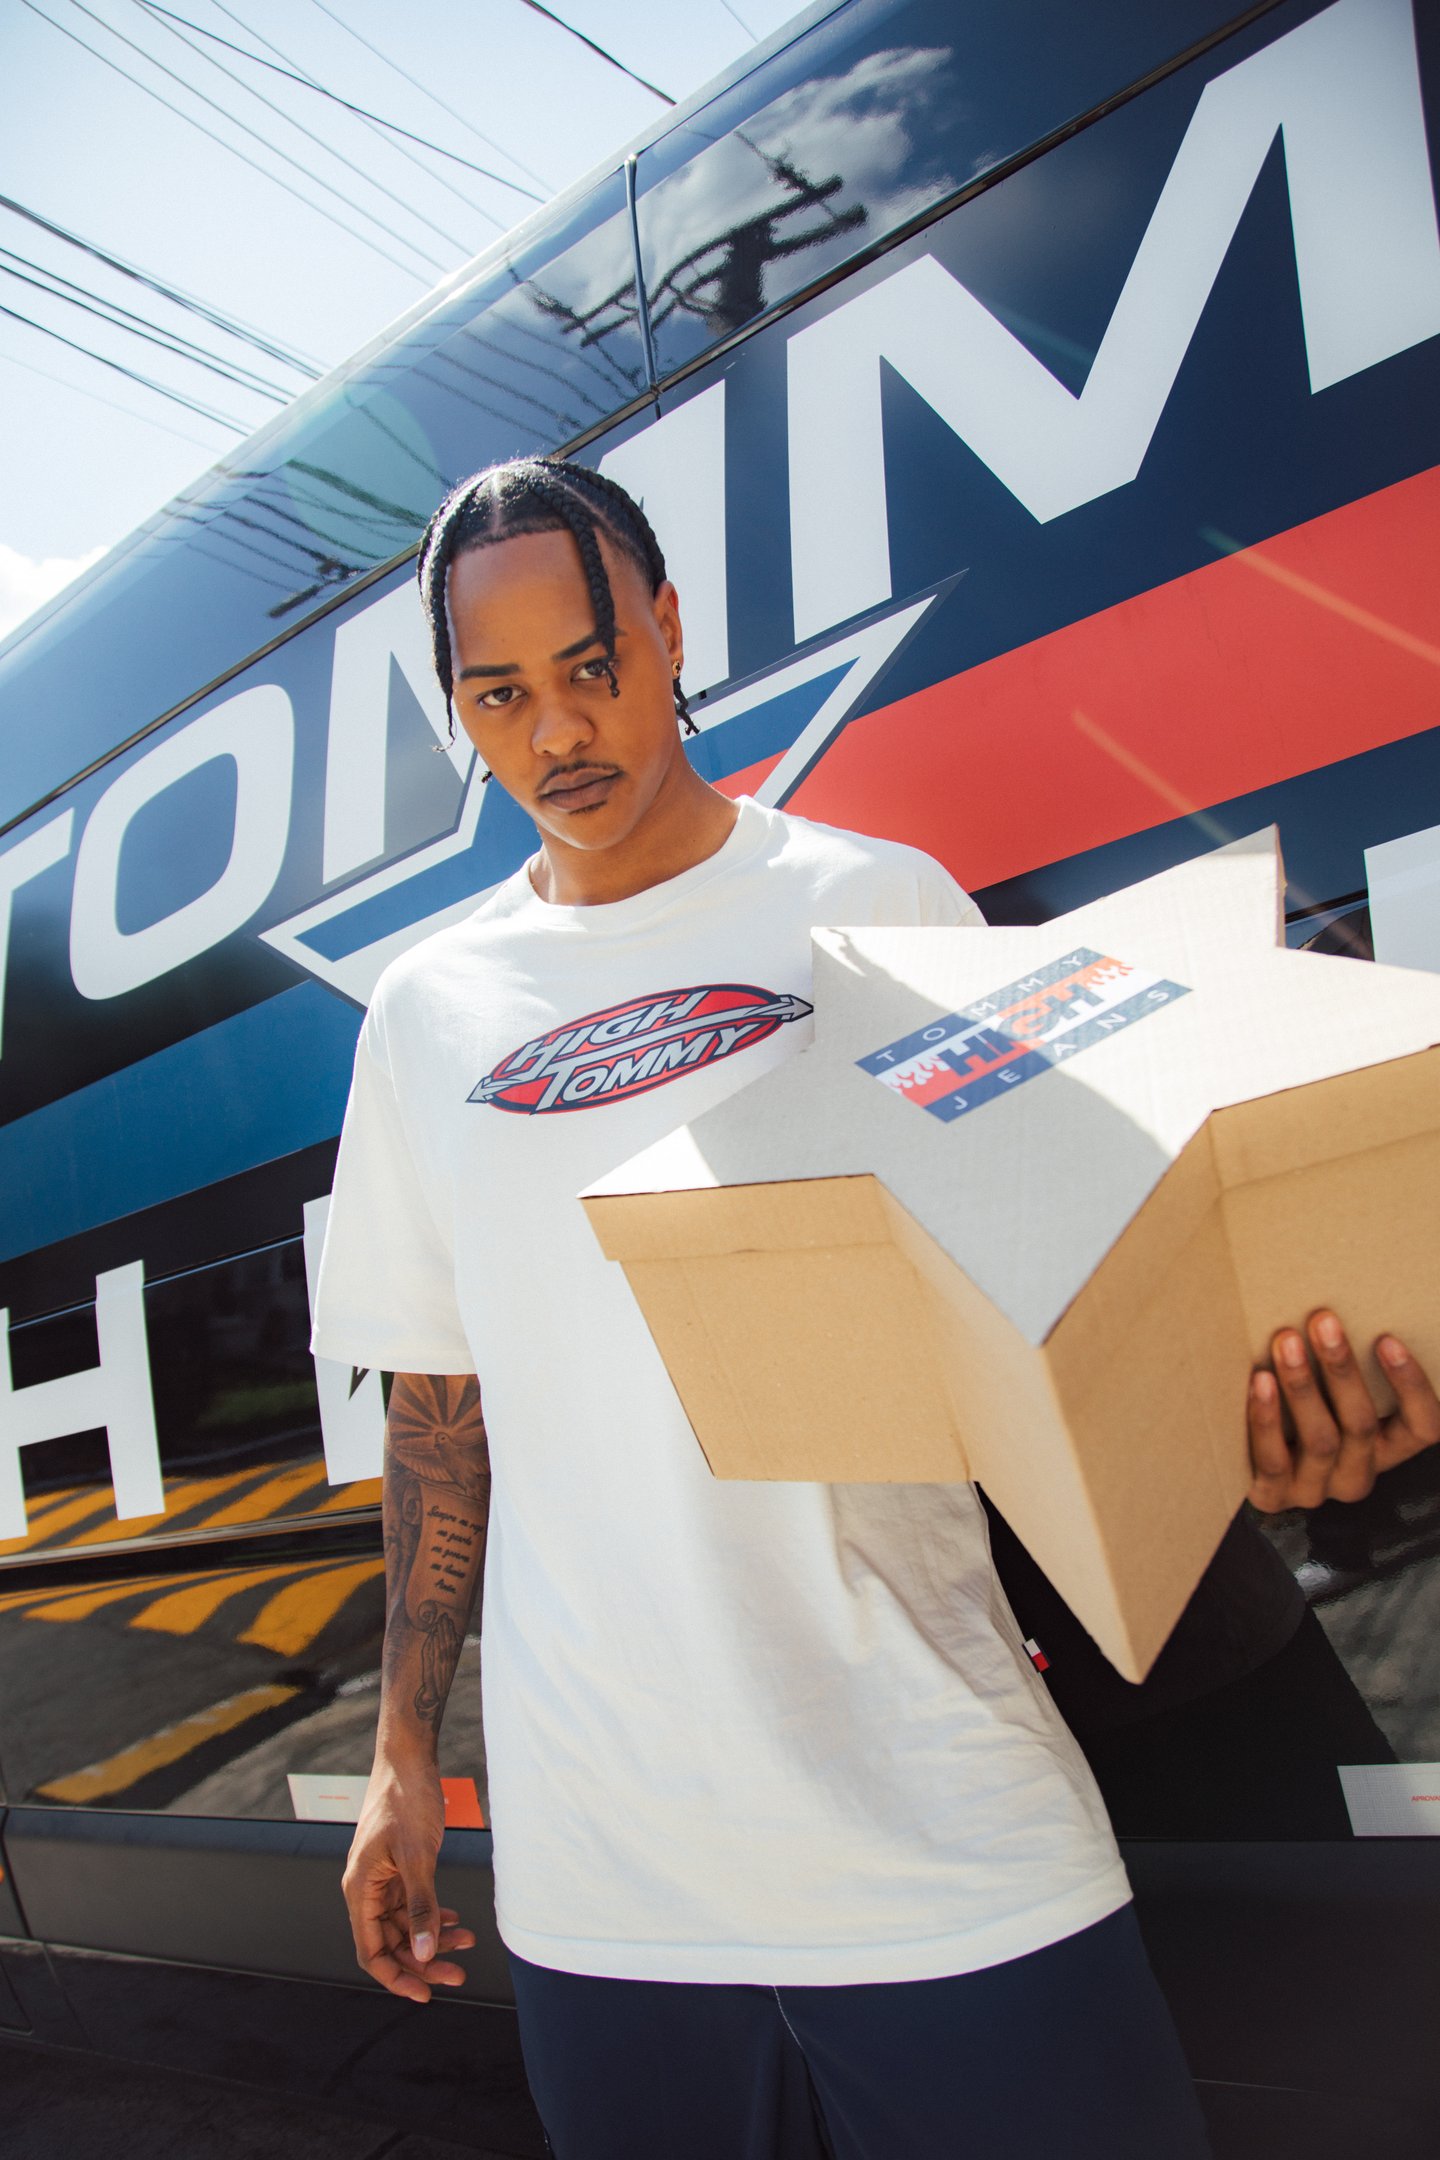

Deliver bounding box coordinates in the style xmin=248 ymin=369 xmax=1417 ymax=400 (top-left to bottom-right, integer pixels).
xmin=457 ymin=629 xmax=626 ymax=680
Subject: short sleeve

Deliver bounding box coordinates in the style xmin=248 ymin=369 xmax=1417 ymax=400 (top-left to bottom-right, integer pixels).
xmin=916 ymin=857 xmax=988 ymax=929
xmin=310 ymin=1016 xmax=475 ymax=1375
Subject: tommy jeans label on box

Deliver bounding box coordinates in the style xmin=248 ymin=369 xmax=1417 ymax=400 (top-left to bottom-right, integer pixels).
xmin=856 ymin=949 xmax=1190 ymax=1124
xmin=1338 ymin=1763 xmax=1440 ymax=1837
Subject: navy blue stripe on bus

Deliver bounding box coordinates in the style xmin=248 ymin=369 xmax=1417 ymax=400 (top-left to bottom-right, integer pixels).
xmin=296 ymin=786 xmax=536 ymax=962
xmin=0 ymin=984 xmax=360 ymax=1262
xmin=683 ymin=668 xmax=849 ymax=788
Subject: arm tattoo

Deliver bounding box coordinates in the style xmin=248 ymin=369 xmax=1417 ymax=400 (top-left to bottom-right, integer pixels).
xmin=380 ymin=1373 xmax=490 ymax=1740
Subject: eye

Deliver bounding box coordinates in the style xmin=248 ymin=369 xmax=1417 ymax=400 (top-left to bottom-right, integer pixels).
xmin=575 ymin=656 xmax=612 ymax=682
xmin=476 ymin=683 xmax=521 ymax=709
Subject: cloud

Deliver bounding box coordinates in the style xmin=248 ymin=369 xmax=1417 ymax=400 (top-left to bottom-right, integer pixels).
xmin=0 ymin=541 xmax=105 ymax=645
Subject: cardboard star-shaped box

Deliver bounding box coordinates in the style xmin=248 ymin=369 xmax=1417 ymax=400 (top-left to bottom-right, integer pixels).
xmin=583 ymin=832 xmax=1440 ymax=1681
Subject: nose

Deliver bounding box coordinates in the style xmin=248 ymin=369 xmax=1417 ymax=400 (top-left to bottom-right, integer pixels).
xmin=530 ymin=683 xmax=597 ymax=762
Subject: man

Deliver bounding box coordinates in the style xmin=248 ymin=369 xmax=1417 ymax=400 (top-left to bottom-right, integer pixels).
xmin=314 ymin=457 xmax=1437 ymax=2159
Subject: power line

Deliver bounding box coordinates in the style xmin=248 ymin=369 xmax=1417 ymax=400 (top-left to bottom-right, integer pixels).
xmin=128 ymin=0 xmax=475 ymax=262
xmin=304 ymin=0 xmax=554 ymax=194
xmin=514 ymin=1 xmax=676 ymax=105
xmin=0 ymin=301 xmax=248 ymax=429
xmin=20 ymin=0 xmax=431 ymax=287
xmin=717 ymin=0 xmax=758 ymax=37
xmin=206 ymin=0 xmax=499 ymax=237
xmin=143 ymin=2 xmax=543 ymax=204
xmin=0 ymin=332 xmax=223 ymax=450
xmin=0 ymin=190 xmax=323 ymax=376
xmin=70 ymin=0 xmax=450 ymax=275
xmin=0 ymin=247 xmax=293 ymax=398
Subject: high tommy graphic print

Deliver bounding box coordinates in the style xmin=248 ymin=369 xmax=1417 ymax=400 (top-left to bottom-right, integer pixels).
xmin=468 ymin=984 xmax=813 ymax=1115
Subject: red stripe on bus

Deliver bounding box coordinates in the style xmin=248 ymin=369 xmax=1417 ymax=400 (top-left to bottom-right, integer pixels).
xmin=770 ymin=463 xmax=1440 ymax=892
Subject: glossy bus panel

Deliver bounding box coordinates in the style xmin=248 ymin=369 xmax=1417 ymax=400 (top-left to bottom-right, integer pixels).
xmin=0 ymin=171 xmax=639 ymax=833
xmin=633 ymin=0 xmax=1267 ymax=377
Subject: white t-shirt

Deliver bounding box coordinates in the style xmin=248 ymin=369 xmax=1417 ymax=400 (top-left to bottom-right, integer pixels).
xmin=313 ymin=797 xmax=1129 ymax=1984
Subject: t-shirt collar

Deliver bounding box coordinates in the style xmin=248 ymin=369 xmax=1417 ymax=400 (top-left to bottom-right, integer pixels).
xmin=498 ymin=795 xmax=772 ymax=935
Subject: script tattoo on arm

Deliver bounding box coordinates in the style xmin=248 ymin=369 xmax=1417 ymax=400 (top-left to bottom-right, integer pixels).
xmin=379 ymin=1373 xmax=491 ymax=1752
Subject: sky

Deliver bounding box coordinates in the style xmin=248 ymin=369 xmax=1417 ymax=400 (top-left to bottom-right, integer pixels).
xmin=0 ymin=0 xmax=807 ymax=639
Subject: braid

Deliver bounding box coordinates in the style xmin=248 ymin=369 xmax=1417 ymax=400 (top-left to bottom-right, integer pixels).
xmin=416 ymin=455 xmax=699 ymax=745
xmin=523 ymin=463 xmax=620 ymax=696
xmin=418 ymin=472 xmax=491 ymax=733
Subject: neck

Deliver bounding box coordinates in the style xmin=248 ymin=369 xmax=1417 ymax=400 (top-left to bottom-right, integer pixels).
xmin=530 ymin=756 xmax=740 ymax=907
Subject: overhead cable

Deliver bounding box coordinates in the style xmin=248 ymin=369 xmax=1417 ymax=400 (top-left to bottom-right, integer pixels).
xmin=0 ymin=333 xmax=222 ymax=449
xmin=514 ymin=1 xmax=676 ymax=105
xmin=144 ymin=2 xmax=542 ymax=203
xmin=129 ymin=0 xmax=475 ymax=260
xmin=718 ymin=0 xmax=759 ymax=37
xmin=0 ymin=301 xmax=247 ymax=429
xmin=0 ymin=248 xmax=293 ymax=398
xmin=0 ymin=190 xmax=322 ymax=376
xmin=206 ymin=1 xmax=498 ymax=235
xmin=20 ymin=0 xmax=429 ymax=286
xmin=69 ymin=0 xmax=449 ymax=274
xmin=305 ymin=0 xmax=554 ymax=193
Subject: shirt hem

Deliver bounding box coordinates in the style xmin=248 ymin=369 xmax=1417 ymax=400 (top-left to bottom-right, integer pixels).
xmin=310 ymin=1325 xmax=474 ymax=1374
xmin=497 ymin=1861 xmax=1132 ymax=1987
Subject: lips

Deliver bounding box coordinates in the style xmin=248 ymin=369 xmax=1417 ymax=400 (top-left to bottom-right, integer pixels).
xmin=537 ymin=769 xmax=622 ymax=813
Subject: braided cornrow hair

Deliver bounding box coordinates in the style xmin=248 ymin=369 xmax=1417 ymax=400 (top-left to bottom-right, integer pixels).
xmin=417 ymin=457 xmax=697 ymax=762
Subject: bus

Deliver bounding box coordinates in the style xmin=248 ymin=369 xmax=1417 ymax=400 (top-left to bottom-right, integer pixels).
xmin=1 ymin=1 xmax=1437 ymax=2150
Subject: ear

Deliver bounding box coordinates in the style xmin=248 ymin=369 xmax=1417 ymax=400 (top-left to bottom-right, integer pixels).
xmin=653 ymin=578 xmax=683 ymax=677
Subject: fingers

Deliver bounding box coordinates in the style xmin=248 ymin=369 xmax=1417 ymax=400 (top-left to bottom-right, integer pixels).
xmin=436 ymin=1906 xmax=478 ymax=1951
xmin=1375 ymin=1335 xmax=1440 ymax=1470
xmin=1246 ymin=1369 xmax=1294 ymax=1513
xmin=1248 ymin=1315 xmax=1369 ymax=1510
xmin=1270 ymin=1325 xmax=1341 ymax=1509
xmin=348 ymin=1891 xmax=427 ymax=2002
xmin=1304 ymin=1312 xmax=1381 ymax=1502
xmin=1247 ymin=1315 xmax=1440 ymax=1510
xmin=406 ymin=1868 xmax=442 ymax=1968
xmin=354 ymin=1905 xmax=471 ymax=2001
xmin=343 ymin=1852 xmax=470 ymax=2004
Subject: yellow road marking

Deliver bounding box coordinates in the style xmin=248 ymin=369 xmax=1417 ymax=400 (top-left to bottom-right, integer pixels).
xmin=57 ymin=1467 xmax=282 ymax=1548
xmin=17 ymin=1566 xmax=244 ymax=1623
xmin=240 ymin=1557 xmax=384 ymax=1656
xmin=0 ymin=1459 xmax=360 ymax=1564
xmin=129 ymin=1558 xmax=318 ymax=1636
xmin=313 ymin=1477 xmax=383 ymax=1514
xmin=34 ymin=1682 xmax=301 ymax=1805
xmin=0 ymin=1487 xmax=118 ymax=1555
xmin=194 ymin=1461 xmax=333 ymax=1531
xmin=2 ymin=1550 xmax=384 ymax=1637
xmin=0 ymin=1571 xmax=164 ymax=1617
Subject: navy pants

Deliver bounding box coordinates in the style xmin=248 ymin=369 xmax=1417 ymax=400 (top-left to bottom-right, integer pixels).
xmin=509 ymin=1905 xmax=1211 ymax=2159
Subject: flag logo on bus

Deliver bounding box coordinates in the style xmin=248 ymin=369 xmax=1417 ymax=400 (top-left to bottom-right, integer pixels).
xmin=857 ymin=949 xmax=1189 ymax=1123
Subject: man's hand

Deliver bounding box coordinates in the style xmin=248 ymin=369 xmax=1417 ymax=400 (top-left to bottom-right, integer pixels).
xmin=342 ymin=1755 xmax=476 ymax=2003
xmin=1247 ymin=1311 xmax=1440 ymax=1512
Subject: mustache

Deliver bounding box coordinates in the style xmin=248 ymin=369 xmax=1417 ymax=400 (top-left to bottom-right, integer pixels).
xmin=536 ymin=761 xmax=624 ymax=797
